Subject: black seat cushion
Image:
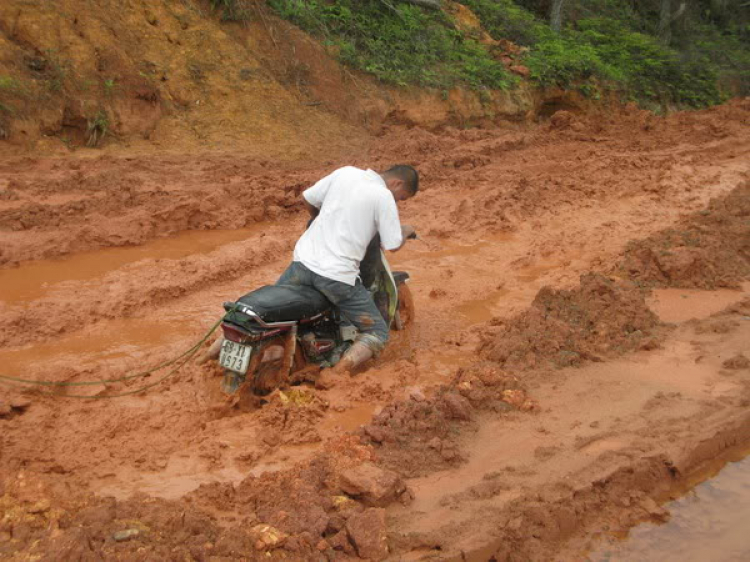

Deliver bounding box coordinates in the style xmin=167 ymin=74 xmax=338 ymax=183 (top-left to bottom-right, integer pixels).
xmin=235 ymin=284 xmax=331 ymax=323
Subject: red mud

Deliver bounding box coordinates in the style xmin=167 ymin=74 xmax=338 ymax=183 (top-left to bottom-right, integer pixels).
xmin=1 ymin=100 xmax=750 ymax=560
xmin=478 ymin=273 xmax=661 ymax=370
xmin=618 ymin=181 xmax=750 ymax=289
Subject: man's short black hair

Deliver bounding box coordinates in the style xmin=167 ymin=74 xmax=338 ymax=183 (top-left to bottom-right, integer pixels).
xmin=384 ymin=164 xmax=419 ymax=196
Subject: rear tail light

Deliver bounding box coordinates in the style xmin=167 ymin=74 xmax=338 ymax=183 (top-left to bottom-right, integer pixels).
xmin=222 ymin=322 xmax=283 ymax=343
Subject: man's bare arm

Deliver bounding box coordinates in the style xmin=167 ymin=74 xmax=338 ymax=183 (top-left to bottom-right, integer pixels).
xmin=389 ymin=224 xmax=416 ymax=252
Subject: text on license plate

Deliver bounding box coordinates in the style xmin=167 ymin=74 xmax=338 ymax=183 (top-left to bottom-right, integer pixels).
xmin=219 ymin=340 xmax=253 ymax=374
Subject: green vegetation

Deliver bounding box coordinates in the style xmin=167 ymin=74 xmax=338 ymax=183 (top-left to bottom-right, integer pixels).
xmin=44 ymin=49 xmax=68 ymax=93
xmin=210 ymin=0 xmax=251 ymax=22
xmin=0 ymin=75 xmax=29 ymax=117
xmin=0 ymin=76 xmax=21 ymax=92
xmin=268 ymin=0 xmax=748 ymax=109
xmin=0 ymin=75 xmax=30 ymax=99
xmin=86 ymin=110 xmax=109 ymax=148
xmin=268 ymin=0 xmax=513 ymax=89
xmin=462 ymin=0 xmax=730 ymax=106
xmin=103 ymin=78 xmax=118 ymax=97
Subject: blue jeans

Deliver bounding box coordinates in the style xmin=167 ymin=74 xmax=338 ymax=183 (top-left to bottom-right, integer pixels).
xmin=276 ymin=262 xmax=389 ymax=350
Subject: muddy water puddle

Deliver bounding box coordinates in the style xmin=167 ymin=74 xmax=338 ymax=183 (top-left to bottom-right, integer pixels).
xmin=588 ymin=450 xmax=750 ymax=562
xmin=457 ymin=289 xmax=512 ymax=324
xmin=321 ymin=403 xmax=377 ymax=432
xmin=0 ymin=314 xmax=212 ymax=377
xmin=97 ymin=459 xmax=248 ymax=501
xmin=456 ymin=265 xmax=565 ymax=325
xmin=394 ymin=233 xmax=516 ymax=272
xmin=417 ymin=232 xmax=516 ymax=260
xmin=514 ymin=262 xmax=561 ymax=283
xmin=414 ymin=348 xmax=473 ymax=386
xmin=647 ymin=283 xmax=750 ymax=323
xmin=0 ymin=227 xmax=262 ymax=303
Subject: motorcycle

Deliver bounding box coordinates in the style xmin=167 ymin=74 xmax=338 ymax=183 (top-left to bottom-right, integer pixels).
xmin=212 ymin=236 xmax=415 ymax=398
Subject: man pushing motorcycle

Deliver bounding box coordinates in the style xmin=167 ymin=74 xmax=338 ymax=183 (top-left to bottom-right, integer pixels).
xmin=276 ymin=164 xmax=418 ymax=377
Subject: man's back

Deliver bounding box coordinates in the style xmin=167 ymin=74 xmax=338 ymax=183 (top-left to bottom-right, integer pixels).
xmin=293 ymin=166 xmax=402 ymax=286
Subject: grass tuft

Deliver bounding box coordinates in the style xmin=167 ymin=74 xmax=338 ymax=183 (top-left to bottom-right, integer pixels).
xmin=210 ymin=0 xmax=251 ymax=22
xmin=86 ymin=110 xmax=109 ymax=148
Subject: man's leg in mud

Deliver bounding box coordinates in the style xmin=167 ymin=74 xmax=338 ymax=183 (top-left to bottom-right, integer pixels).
xmin=312 ymin=276 xmax=389 ymax=376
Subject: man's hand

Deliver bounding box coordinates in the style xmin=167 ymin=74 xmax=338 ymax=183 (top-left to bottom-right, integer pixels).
xmin=390 ymin=224 xmax=416 ymax=251
xmin=401 ymin=224 xmax=416 ymax=241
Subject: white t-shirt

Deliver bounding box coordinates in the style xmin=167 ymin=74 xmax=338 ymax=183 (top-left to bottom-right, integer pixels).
xmin=293 ymin=166 xmax=403 ymax=286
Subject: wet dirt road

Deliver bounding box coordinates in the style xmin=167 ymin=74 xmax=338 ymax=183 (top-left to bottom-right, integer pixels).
xmin=0 ymin=101 xmax=749 ymax=560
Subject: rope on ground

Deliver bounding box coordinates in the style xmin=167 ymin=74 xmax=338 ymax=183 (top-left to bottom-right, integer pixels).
xmin=0 ymin=317 xmax=223 ymax=394
xmin=46 ymin=338 xmax=204 ymax=400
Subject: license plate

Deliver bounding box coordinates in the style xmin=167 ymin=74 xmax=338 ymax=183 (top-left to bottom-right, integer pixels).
xmin=219 ymin=340 xmax=253 ymax=374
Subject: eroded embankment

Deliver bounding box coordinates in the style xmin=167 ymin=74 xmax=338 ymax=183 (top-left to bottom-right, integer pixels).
xmin=0 ymin=103 xmax=749 ymax=561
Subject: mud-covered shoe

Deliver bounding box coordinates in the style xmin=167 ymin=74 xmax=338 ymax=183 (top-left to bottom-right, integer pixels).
xmin=330 ymin=341 xmax=375 ymax=376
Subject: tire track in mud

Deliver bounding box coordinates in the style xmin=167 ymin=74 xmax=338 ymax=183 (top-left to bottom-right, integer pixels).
xmin=0 ymin=101 xmax=749 ymax=560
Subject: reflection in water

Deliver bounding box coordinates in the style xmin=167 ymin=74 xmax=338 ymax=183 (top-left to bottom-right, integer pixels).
xmin=0 ymin=227 xmax=261 ymax=303
xmin=589 ymin=454 xmax=750 ymax=562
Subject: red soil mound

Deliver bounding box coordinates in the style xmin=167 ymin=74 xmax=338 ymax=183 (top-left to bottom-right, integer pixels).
xmin=618 ymin=182 xmax=750 ymax=289
xmin=478 ymin=273 xmax=661 ymax=370
xmin=361 ymin=364 xmax=534 ymax=477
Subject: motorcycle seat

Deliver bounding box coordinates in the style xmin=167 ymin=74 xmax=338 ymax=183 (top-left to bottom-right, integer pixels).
xmin=232 ymin=284 xmax=332 ymax=324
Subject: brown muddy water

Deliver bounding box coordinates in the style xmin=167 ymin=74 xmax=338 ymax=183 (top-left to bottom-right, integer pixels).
xmin=646 ymin=284 xmax=750 ymax=324
xmin=0 ymin=227 xmax=261 ymax=303
xmin=588 ymin=451 xmax=750 ymax=562
xmin=0 ymin=316 xmax=198 ymax=375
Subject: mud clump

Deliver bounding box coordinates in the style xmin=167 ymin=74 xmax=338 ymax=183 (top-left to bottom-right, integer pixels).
xmin=549 ymin=110 xmax=584 ymax=131
xmin=479 ymin=273 xmax=660 ymax=370
xmin=722 ymin=353 xmax=750 ymax=370
xmin=0 ymin=396 xmax=31 ymax=419
xmin=618 ymin=182 xmax=750 ymax=289
xmin=346 ymin=508 xmax=389 ymax=560
xmin=256 ymin=388 xmax=329 ymax=446
xmin=361 ymin=364 xmax=532 ymax=476
xmin=339 ymin=462 xmax=407 ymax=507
xmin=3 ymin=439 xmax=405 ymax=560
